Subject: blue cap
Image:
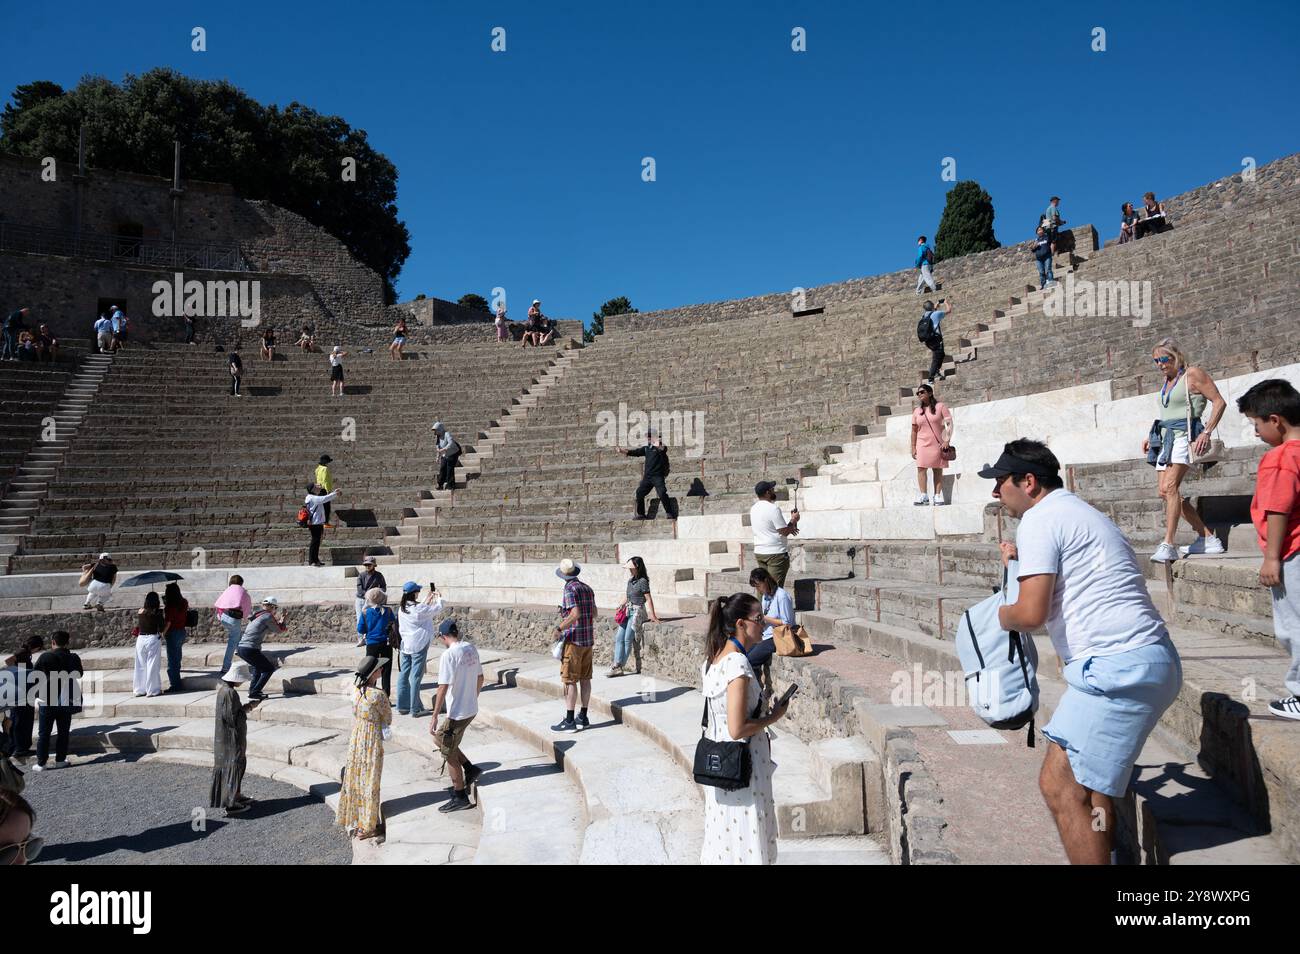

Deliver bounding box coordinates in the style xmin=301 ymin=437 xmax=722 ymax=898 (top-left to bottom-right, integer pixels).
xmin=402 ymin=581 xmax=421 ymax=594
xmin=438 ymin=618 xmax=458 ymax=636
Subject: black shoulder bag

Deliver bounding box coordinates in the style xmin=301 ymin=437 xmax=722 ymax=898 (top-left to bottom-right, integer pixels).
xmin=693 ymin=657 xmax=762 ymax=791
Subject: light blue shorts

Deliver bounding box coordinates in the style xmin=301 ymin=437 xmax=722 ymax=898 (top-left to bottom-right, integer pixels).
xmin=1041 ymin=634 xmax=1182 ymax=798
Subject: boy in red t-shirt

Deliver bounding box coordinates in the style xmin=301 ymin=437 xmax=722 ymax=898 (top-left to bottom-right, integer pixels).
xmin=1238 ymin=378 xmax=1300 ymax=720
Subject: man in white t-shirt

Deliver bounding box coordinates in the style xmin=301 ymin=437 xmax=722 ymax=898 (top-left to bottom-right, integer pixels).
xmin=982 ymin=439 xmax=1181 ymax=865
xmin=750 ymin=481 xmax=800 ymax=587
xmin=430 ymin=619 xmax=483 ymax=813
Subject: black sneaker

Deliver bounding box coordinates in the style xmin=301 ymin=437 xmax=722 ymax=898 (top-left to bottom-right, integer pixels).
xmin=224 ymin=802 xmax=250 ymax=816
xmin=575 ymin=713 xmax=590 ymax=731
xmin=439 ymin=791 xmax=473 ymax=812
xmin=551 ymin=716 xmax=577 ymax=732
xmin=463 ymin=765 xmax=482 ymax=789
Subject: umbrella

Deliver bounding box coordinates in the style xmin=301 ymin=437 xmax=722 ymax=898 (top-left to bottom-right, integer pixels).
xmin=121 ymin=571 xmax=185 ymax=588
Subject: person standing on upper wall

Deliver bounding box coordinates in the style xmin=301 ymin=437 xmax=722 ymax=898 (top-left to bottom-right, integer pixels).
xmin=914 ymin=235 xmax=938 ymax=295
xmin=1142 ymin=337 xmax=1227 ymax=563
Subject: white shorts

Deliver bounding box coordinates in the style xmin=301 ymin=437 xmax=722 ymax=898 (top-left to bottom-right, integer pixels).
xmin=1154 ymin=433 xmax=1190 ymax=471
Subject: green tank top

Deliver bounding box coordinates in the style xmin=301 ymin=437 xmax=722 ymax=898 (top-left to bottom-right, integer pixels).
xmin=1157 ymin=371 xmax=1207 ymax=422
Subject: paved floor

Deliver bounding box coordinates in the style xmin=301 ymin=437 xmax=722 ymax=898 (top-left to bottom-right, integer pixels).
xmin=22 ymin=754 xmax=351 ymax=865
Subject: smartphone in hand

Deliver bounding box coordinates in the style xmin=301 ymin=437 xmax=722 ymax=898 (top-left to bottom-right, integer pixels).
xmin=777 ymin=683 xmax=800 ymax=708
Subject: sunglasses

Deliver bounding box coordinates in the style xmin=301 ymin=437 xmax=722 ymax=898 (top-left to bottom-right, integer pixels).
xmin=0 ymin=836 xmax=43 ymax=865
xmin=1152 ymin=356 xmax=1174 ymax=365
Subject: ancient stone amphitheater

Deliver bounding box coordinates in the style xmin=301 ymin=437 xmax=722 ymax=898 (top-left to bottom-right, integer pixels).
xmin=2 ymin=151 xmax=1297 ymax=865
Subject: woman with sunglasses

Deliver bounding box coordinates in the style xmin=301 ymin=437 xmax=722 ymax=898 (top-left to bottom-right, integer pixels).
xmin=699 ymin=592 xmax=789 ymax=865
xmin=0 ymin=788 xmax=39 ymax=865
xmin=1142 ymin=337 xmax=1227 ymax=562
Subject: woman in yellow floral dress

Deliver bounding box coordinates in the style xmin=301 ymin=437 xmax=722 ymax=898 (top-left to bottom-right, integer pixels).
xmin=336 ymin=656 xmax=392 ymax=839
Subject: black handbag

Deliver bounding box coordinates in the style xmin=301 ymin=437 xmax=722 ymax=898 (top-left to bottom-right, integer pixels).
xmin=693 ymin=660 xmax=761 ymax=791
xmin=186 ymin=608 xmax=199 ymax=628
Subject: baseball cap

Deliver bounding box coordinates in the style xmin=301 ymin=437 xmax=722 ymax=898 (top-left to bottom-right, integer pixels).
xmin=262 ymin=596 xmax=279 ymax=606
xmin=362 ymin=556 xmax=377 ymax=566
xmin=98 ymin=552 xmax=111 ymax=560
xmin=402 ymin=581 xmax=421 ymax=594
xmin=754 ymin=481 xmax=777 ymax=497
xmin=438 ymin=618 xmax=459 ymax=636
xmin=431 ymin=421 xmax=443 ymax=431
xmin=977 ymin=451 xmax=1060 ymax=481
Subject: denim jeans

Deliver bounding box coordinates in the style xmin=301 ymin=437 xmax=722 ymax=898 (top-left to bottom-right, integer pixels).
xmin=1036 ymin=256 xmax=1055 ymax=288
xmin=397 ymin=647 xmax=429 ymax=713
xmin=747 ymin=637 xmax=777 ymax=668
xmin=612 ymin=606 xmax=644 ymax=668
xmin=237 ymin=647 xmax=275 ymax=696
xmin=219 ymin=614 xmax=243 ymax=674
xmin=164 ymin=628 xmax=186 ymax=690
xmin=1 ymin=330 xmax=16 ymax=360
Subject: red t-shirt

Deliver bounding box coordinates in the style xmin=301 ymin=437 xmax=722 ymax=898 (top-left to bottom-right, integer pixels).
xmin=1252 ymin=441 xmax=1300 ymax=559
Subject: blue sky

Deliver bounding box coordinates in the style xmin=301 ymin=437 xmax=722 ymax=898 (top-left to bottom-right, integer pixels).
xmin=3 ymin=0 xmax=1298 ymax=321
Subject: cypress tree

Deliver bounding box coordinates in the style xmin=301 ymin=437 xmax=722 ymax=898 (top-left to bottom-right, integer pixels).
xmin=934 ymin=181 xmax=999 ymax=261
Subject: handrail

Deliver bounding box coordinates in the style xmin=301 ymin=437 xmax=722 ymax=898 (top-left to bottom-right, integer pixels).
xmin=0 ymin=221 xmax=250 ymax=272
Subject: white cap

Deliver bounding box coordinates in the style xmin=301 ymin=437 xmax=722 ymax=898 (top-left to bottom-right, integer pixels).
xmin=262 ymin=596 xmax=279 ymax=606
xmin=532 ymin=299 xmax=540 ymax=305
xmin=431 ymin=421 xmax=443 ymax=431
xmin=98 ymin=552 xmax=111 ymax=560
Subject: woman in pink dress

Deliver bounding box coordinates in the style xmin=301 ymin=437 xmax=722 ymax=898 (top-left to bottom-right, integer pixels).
xmin=910 ymin=383 xmax=954 ymax=506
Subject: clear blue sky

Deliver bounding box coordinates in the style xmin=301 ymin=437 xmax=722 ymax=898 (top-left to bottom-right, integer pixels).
xmin=3 ymin=0 xmax=1298 ymax=321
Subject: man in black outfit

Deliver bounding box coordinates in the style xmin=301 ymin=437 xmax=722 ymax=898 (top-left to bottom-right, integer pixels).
xmin=618 ymin=429 xmax=678 ymax=520
xmin=31 ymin=632 xmax=82 ymax=771
xmin=228 ymin=348 xmax=243 ymax=397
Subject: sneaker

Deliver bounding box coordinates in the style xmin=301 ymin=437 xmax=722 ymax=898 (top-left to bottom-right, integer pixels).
xmin=224 ymin=802 xmax=250 ymax=815
xmin=1149 ymin=542 xmax=1179 ymax=563
xmin=30 ymin=764 xmax=45 ymax=772
xmin=1179 ymin=535 xmax=1226 ymax=557
xmin=913 ymin=494 xmax=929 ymax=506
xmin=397 ymin=710 xmax=409 ymax=716
xmin=53 ymin=760 xmax=69 ymax=769
xmin=551 ymin=716 xmax=576 ymax=732
xmin=463 ymin=765 xmax=482 ymax=789
xmin=606 ymin=665 xmax=624 ymax=678
xmin=438 ymin=791 xmax=473 ymax=813
xmin=1268 ymin=697 xmax=1300 ymax=720
xmin=576 ymin=713 xmax=590 ymax=731
xmin=932 ymin=493 xmax=946 ymax=506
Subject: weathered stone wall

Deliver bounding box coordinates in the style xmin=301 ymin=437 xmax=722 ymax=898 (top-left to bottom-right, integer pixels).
xmin=387 ymin=297 xmax=584 ymax=344
xmin=604 ymin=226 xmax=1098 ymax=331
xmin=0 ymin=249 xmax=324 ymax=347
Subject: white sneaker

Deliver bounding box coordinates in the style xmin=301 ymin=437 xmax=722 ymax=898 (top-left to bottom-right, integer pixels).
xmin=30 ymin=764 xmax=45 ymax=772
xmin=914 ymin=494 xmax=929 ymax=506
xmin=1268 ymin=697 xmax=1300 ymax=720
xmin=933 ymin=493 xmax=946 ymax=506
xmin=1149 ymin=542 xmax=1179 ymax=563
xmin=1179 ymin=535 xmax=1226 ymax=557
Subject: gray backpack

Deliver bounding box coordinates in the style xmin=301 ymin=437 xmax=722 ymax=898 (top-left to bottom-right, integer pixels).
xmin=954 ymin=560 xmax=1040 ymax=745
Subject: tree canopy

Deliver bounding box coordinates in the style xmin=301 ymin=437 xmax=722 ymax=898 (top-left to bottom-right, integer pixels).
xmin=587 ymin=296 xmax=637 ymax=342
xmin=457 ymin=293 xmax=491 ymax=313
xmin=933 ymin=181 xmax=999 ymax=262
xmin=0 ymin=70 xmax=410 ymax=303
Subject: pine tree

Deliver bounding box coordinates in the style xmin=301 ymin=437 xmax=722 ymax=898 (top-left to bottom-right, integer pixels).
xmin=934 ymin=181 xmax=999 ymax=262
xmin=586 ymin=296 xmax=637 ymax=343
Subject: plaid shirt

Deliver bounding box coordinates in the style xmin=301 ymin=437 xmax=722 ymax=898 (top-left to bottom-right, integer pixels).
xmin=559 ymin=578 xmax=596 ymax=647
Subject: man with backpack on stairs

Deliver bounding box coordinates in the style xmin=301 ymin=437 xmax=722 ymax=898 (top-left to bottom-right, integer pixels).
xmin=917 ymin=299 xmax=952 ymax=385
xmin=981 ymin=439 xmax=1182 ymax=865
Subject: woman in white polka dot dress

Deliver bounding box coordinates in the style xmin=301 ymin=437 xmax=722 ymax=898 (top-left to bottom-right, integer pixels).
xmin=699 ymin=592 xmax=789 ymax=865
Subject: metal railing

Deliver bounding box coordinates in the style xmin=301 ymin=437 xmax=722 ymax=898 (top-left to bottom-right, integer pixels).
xmin=0 ymin=221 xmax=250 ymax=272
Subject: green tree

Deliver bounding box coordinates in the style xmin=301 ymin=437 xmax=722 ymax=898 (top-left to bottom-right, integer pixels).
xmin=0 ymin=69 xmax=411 ymax=303
xmin=933 ymin=181 xmax=999 ymax=262
xmin=586 ymin=296 xmax=637 ymax=342
xmin=457 ymin=293 xmax=491 ymax=313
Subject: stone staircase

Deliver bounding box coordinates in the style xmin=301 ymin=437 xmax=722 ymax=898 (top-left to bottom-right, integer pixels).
xmin=0 ymin=350 xmax=113 ymax=571
xmin=56 ymin=640 xmax=888 ymax=865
